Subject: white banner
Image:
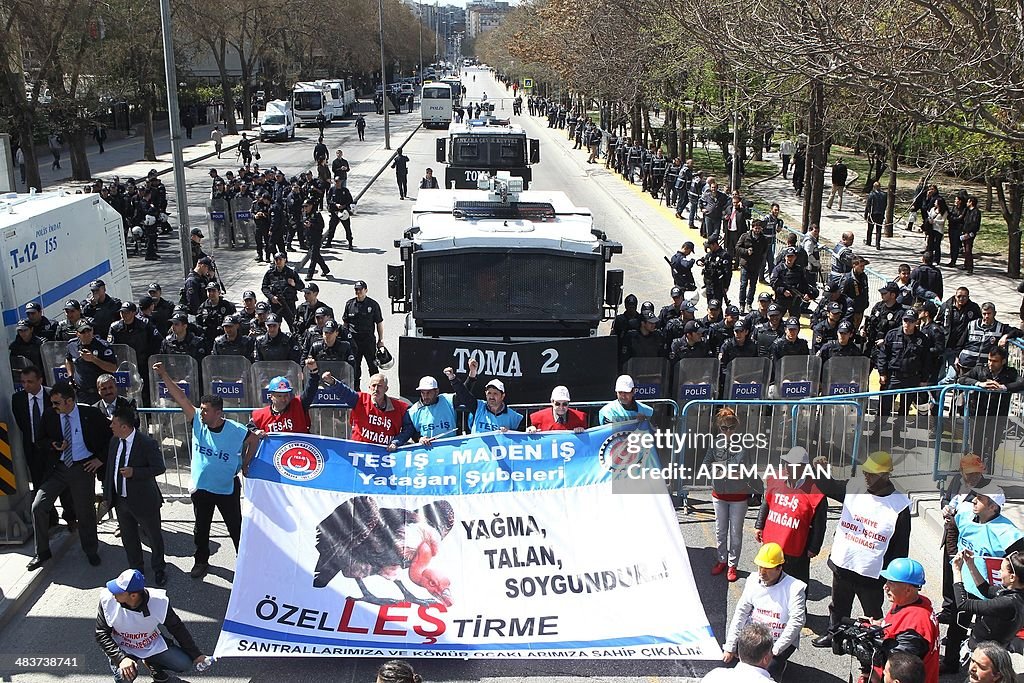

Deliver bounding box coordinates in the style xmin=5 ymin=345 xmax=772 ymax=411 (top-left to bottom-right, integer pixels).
xmin=214 ymin=422 xmax=720 ymax=659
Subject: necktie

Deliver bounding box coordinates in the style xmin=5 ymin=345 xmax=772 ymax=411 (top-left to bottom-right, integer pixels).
xmin=61 ymin=415 xmax=73 ymax=467
xmin=556 ymin=414 xmax=565 ymax=425
xmin=31 ymin=396 xmax=41 ymax=442
xmin=118 ymin=439 xmax=128 ymax=497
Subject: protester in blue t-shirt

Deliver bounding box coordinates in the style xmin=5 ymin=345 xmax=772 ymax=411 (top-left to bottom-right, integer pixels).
xmin=450 ymin=358 xmax=523 ymax=433
xmin=389 ymin=367 xmax=477 ymax=448
xmin=153 ymin=361 xmax=260 ymax=581
xmin=598 ymin=374 xmax=653 ymax=424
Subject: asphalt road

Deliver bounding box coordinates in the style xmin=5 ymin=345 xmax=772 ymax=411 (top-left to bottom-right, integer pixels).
xmin=0 ymin=68 xmax=950 ymax=683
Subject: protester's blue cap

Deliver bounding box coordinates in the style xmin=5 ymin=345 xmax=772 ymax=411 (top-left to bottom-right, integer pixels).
xmin=266 ymin=376 xmax=292 ymax=392
xmin=106 ymin=569 xmax=145 ymax=594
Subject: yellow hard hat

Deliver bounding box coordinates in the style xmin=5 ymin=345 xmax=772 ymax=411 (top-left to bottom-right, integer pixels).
xmin=861 ymin=451 xmax=894 ymax=475
xmin=754 ymin=542 xmax=785 ymax=568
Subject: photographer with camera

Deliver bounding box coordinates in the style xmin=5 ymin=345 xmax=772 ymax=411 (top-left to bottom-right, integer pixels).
xmin=721 ymin=543 xmax=806 ymax=681
xmin=875 ymin=559 xmax=939 ymax=683
xmin=701 ymin=623 xmax=775 ymax=682
xmin=811 ymin=451 xmax=911 ymax=650
xmin=943 ymin=485 xmax=1024 ymax=674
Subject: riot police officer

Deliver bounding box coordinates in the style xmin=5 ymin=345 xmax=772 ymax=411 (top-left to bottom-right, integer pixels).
xmin=23 ymin=302 xmax=54 ymax=341
xmin=612 ymin=294 xmax=642 ymax=358
xmin=817 ymin=320 xmax=865 ymax=362
xmin=254 ymin=314 xmax=301 ymax=363
xmin=708 ymin=305 xmax=741 ymax=352
xmin=745 ymin=293 xmax=774 ymax=329
xmin=66 ymin=319 xmax=119 ymax=403
xmin=699 ymin=237 xmax=732 ymax=304
xmin=51 ymin=304 xmax=80 ymax=346
xmin=196 ymin=283 xmax=237 ymax=344
xmin=307 ymin=320 xmax=357 ymax=373
xmin=108 ymin=301 xmax=161 ymax=374
xmin=9 ymin=320 xmax=44 ymax=372
xmin=669 ymin=320 xmax=712 ymax=361
xmin=621 ymin=312 xmax=667 ymax=364
xmin=864 ymin=283 xmax=908 ymax=360
xmin=810 ymin=282 xmax=855 ymax=328
xmin=812 ymin=302 xmax=847 ymax=353
xmin=160 ymin=313 xmax=207 ymax=362
xmin=343 ymin=281 xmax=384 ymax=390
xmin=189 ymin=228 xmax=208 ymax=268
xmin=182 ymin=258 xmax=213 ymax=315
xmin=247 ymin=302 xmax=271 ymax=338
xmin=877 ymin=310 xmax=931 ymax=441
xmin=650 ymin=150 xmax=667 ymax=199
xmin=754 ymin=304 xmax=785 ymax=357
xmin=236 ymin=291 xmax=259 ymax=335
xmin=770 ymin=318 xmax=811 ymax=360
xmin=771 ymin=247 xmax=817 ymax=318
xmin=146 ymin=284 xmax=175 ymax=337
xmin=261 ymin=253 xmax=303 ymax=333
xmin=212 ymin=315 xmax=255 ymax=358
xmin=83 ymin=279 xmax=122 ymax=339
xmin=719 ymin=320 xmax=758 ymax=368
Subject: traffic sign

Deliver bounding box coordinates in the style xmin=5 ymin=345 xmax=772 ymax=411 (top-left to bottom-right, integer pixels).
xmin=523 ymin=78 xmax=533 ymax=89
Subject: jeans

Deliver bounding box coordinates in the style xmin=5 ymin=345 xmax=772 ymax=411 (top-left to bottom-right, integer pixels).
xmin=738 ymin=268 xmax=758 ymax=307
xmin=191 ymin=478 xmax=242 ymax=564
xmin=713 ymin=498 xmax=748 ymax=566
xmin=109 ymin=645 xmax=193 ymax=681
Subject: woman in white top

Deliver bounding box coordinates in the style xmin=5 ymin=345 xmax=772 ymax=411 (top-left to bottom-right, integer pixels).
xmin=927 ymin=196 xmax=949 ymax=264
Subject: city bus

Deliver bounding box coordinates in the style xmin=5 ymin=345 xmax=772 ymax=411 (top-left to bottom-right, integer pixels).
xmin=421 ymin=82 xmax=453 ymax=129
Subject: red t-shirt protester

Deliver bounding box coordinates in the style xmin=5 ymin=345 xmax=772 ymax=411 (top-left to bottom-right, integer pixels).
xmin=248 ymin=360 xmax=321 ymax=435
xmin=527 ymin=385 xmax=588 ymax=433
xmin=328 ymin=372 xmax=409 ymax=445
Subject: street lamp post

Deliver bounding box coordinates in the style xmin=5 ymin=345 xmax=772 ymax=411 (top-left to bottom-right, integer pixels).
xmin=378 ymin=0 xmax=391 ymax=149
xmin=158 ymin=0 xmax=192 ymax=276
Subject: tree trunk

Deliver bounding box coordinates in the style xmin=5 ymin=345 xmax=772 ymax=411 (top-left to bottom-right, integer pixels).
xmin=802 ymin=78 xmax=825 ymax=230
xmin=219 ymin=72 xmax=238 ymax=135
xmin=630 ymin=100 xmax=642 ymax=146
xmin=995 ymin=162 xmax=1023 ymax=278
xmin=19 ymin=118 xmax=42 ymax=191
xmin=665 ymin=109 xmax=678 ymax=158
xmin=67 ymin=129 xmax=91 ymax=180
xmin=885 ymin=145 xmax=899 ymax=237
xmin=142 ymin=92 xmax=157 ymax=162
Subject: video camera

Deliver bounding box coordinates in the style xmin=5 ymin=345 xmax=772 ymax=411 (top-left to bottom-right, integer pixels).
xmin=829 ymin=618 xmax=890 ymax=669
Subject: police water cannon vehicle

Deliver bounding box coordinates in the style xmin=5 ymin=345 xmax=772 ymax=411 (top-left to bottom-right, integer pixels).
xmin=389 ymin=173 xmax=623 ymax=402
xmin=435 ymin=120 xmax=539 ymax=190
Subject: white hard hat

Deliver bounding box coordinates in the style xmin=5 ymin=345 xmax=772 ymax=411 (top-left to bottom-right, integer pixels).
xmin=485 ymin=379 xmax=505 ymax=393
xmin=416 ymin=376 xmax=438 ymax=391
xmin=550 ymin=385 xmax=570 ymax=402
xmin=615 ymin=375 xmax=635 ymax=392
xmin=781 ymin=446 xmax=810 ymax=465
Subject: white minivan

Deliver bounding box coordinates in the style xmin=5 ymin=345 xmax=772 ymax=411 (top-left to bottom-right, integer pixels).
xmin=259 ymin=100 xmax=295 ymax=141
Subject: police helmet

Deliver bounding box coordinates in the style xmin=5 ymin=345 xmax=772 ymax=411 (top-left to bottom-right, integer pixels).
xmin=376 ymin=345 xmax=395 ymax=370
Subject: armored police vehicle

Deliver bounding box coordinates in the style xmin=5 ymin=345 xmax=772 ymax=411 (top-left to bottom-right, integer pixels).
xmin=435 ymin=121 xmax=540 ymax=190
xmin=389 ymin=174 xmax=622 ymax=403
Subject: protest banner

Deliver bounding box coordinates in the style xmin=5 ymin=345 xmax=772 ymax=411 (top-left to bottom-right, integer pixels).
xmin=214 ymin=422 xmax=720 ymax=659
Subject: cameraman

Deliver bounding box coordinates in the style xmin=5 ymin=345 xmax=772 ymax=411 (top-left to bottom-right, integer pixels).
xmin=811 ymin=451 xmax=911 ymax=649
xmin=869 ymin=558 xmax=938 ymax=683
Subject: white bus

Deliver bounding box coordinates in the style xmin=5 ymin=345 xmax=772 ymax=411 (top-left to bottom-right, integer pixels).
xmin=292 ymin=81 xmax=330 ymax=125
xmin=317 ymin=79 xmax=357 ymax=118
xmin=421 ymin=82 xmax=453 ymax=129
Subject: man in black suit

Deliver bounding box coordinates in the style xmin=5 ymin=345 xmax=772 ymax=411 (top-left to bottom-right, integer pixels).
xmin=28 ymin=381 xmax=111 ymax=570
xmin=92 ymin=375 xmax=139 ymax=423
xmin=11 ymin=366 xmax=73 ymax=529
xmin=104 ymin=407 xmax=167 ymax=586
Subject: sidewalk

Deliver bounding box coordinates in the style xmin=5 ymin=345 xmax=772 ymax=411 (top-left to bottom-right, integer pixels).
xmin=0 ymin=110 xmax=421 ymax=631
xmin=749 ymin=152 xmax=1022 ymax=323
